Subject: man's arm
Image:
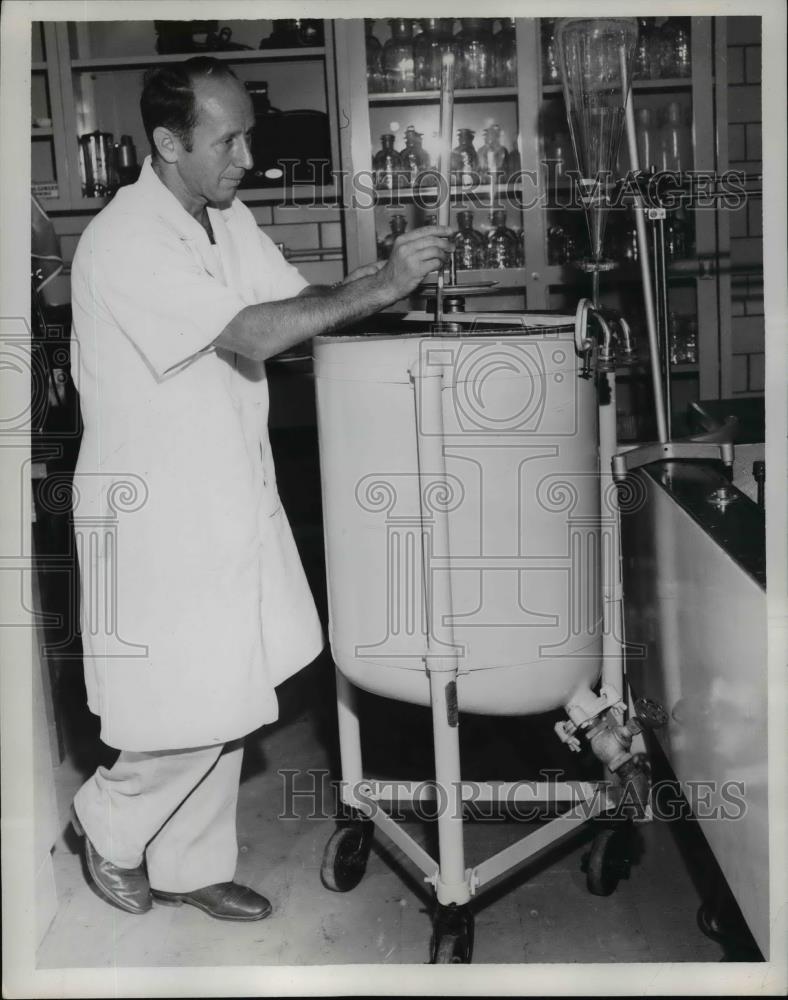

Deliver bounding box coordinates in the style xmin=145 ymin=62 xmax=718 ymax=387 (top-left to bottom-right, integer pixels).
xmin=213 ymin=226 xmax=453 ymax=362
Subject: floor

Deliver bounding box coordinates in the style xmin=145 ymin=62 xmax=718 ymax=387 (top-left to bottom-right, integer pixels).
xmin=38 ymin=652 xmax=733 ymax=969
xmin=35 ymin=426 xmax=745 ymax=969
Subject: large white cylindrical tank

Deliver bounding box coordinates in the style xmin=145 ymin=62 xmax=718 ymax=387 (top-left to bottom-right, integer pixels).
xmin=314 ymin=321 xmax=603 ymax=716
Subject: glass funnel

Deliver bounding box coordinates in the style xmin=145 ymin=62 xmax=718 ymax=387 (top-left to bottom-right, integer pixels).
xmin=555 ymin=17 xmax=638 ymax=275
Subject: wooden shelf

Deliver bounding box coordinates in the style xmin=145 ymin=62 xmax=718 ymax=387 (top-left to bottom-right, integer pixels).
xmin=32 ymin=61 xmax=48 ymax=72
xmin=372 ymin=181 xmax=527 ymax=204
xmin=31 ymin=127 xmax=54 ymax=138
xmin=70 ymin=47 xmax=326 ymax=71
xmin=66 ymin=184 xmax=339 ymax=212
xmin=369 ymin=86 xmax=518 ymax=105
xmin=542 ymin=77 xmax=693 ymax=96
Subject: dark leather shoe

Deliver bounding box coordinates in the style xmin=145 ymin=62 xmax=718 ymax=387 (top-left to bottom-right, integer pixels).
xmin=151 ymin=882 xmax=272 ymax=921
xmin=72 ymin=810 xmax=152 ymax=915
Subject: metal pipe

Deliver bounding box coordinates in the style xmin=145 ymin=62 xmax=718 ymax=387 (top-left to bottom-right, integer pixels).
xmin=335 ymin=669 xmax=365 ymax=805
xmin=621 ymin=47 xmax=668 ymax=444
xmin=434 ymin=51 xmax=456 ymax=328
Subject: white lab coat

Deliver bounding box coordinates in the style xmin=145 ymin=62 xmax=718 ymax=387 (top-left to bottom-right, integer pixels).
xmin=70 ymin=157 xmax=324 ymax=751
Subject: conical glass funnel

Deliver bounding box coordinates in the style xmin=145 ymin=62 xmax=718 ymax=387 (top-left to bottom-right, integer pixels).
xmin=555 ymin=17 xmax=638 ymax=276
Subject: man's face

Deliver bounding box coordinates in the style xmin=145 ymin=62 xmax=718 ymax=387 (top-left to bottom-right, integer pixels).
xmin=175 ymin=75 xmax=255 ymax=207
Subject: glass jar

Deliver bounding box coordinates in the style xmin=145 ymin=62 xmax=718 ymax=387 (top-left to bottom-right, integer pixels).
xmin=477 ymin=124 xmax=508 ymax=183
xmin=541 ymin=18 xmax=562 ymax=84
xmin=365 ymin=20 xmax=384 ymax=93
xmin=383 ymin=19 xmax=415 ymax=92
xmin=413 ymin=18 xmax=454 ymax=91
xmin=451 ymin=128 xmax=480 ymax=187
xmin=380 ymin=214 xmax=407 ymax=259
xmin=400 ymin=126 xmax=431 ymax=185
xmin=457 ymin=19 xmax=494 ymax=89
xmin=485 ymin=209 xmax=518 ymax=268
xmin=454 ymin=210 xmax=485 ymax=269
xmin=373 ymin=133 xmax=404 ymax=190
xmin=492 ymin=18 xmax=517 ymax=87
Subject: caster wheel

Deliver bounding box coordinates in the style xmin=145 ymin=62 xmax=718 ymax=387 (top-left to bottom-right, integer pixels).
xmin=585 ymin=823 xmax=633 ymax=896
xmin=430 ymin=903 xmax=474 ymax=964
xmin=320 ymin=821 xmax=374 ymax=892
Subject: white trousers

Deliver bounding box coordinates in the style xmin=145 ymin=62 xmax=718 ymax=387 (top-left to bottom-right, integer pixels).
xmin=73 ymin=739 xmax=244 ymax=893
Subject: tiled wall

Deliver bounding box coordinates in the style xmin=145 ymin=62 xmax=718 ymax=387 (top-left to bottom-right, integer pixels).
xmin=725 ymin=16 xmax=763 ymax=395
xmin=45 ymin=201 xmax=346 ymax=305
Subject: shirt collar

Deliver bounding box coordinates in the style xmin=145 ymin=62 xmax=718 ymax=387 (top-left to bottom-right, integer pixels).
xmin=135 ymin=156 xmax=235 ymax=241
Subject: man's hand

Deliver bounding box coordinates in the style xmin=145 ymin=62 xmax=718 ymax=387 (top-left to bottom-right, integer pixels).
xmin=340 ymin=260 xmax=386 ymax=284
xmin=376 ymin=225 xmax=454 ymax=301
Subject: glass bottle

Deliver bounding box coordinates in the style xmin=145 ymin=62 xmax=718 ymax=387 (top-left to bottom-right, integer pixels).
xmin=632 ymin=19 xmax=652 ymax=80
xmin=365 ymin=19 xmax=384 ymax=93
xmin=542 ymin=19 xmax=562 ymax=85
xmin=665 ymin=211 xmax=687 ymax=260
xmin=380 ymin=214 xmax=407 ymax=259
xmin=373 ymin=133 xmax=403 ymax=190
xmin=451 ymin=128 xmax=480 ymax=188
xmin=485 ymin=209 xmax=518 ymax=268
xmin=648 ymin=18 xmax=675 ymax=79
xmin=635 ymin=107 xmax=656 ymax=172
xmin=453 ymin=210 xmax=484 ymax=270
xmin=492 ymin=18 xmax=517 ymax=87
xmin=413 ymin=18 xmax=454 ymax=91
xmin=457 ymin=19 xmax=494 ymax=89
xmin=659 ymin=101 xmax=691 ymax=172
xmin=400 ymin=126 xmax=430 ymax=186
xmin=477 ymin=124 xmax=508 ymax=183
xmin=383 ymin=19 xmax=415 ymax=92
xmin=672 ymin=20 xmax=691 ymax=78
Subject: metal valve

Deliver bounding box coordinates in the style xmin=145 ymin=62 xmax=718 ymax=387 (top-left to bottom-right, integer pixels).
xmin=632 ymin=697 xmax=669 ymax=731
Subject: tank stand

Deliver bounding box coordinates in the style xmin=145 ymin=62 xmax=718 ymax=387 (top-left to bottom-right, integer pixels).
xmin=430 ymin=901 xmax=475 ymax=964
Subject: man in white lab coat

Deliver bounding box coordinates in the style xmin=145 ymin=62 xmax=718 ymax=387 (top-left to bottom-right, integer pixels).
xmin=70 ymin=57 xmax=452 ymax=921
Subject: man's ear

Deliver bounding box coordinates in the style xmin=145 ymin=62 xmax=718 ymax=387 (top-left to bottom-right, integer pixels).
xmin=152 ymin=126 xmax=180 ymax=164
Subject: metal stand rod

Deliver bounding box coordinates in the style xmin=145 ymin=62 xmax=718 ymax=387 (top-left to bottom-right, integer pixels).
xmin=655 ymin=216 xmax=673 ymax=440
xmin=412 ymin=359 xmax=469 ymax=907
xmin=598 ymin=370 xmax=624 ymax=695
xmin=335 ymin=669 xmax=364 ymax=797
xmin=621 ymin=49 xmax=668 ymax=444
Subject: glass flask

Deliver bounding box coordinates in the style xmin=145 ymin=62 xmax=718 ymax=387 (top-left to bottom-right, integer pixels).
xmin=373 ymin=133 xmax=404 ymax=190
xmin=383 ymin=19 xmax=415 ymax=92
xmin=400 ymin=126 xmax=430 ymax=185
xmin=485 ymin=209 xmax=518 ymax=268
xmin=451 ymin=129 xmax=480 ymax=187
xmin=413 ymin=18 xmax=454 ymax=91
xmin=493 ymin=18 xmax=517 ymax=87
xmin=453 ymin=210 xmax=485 ymax=270
xmin=380 ymin=214 xmax=407 ymax=259
xmin=457 ymin=19 xmax=494 ymax=89
xmin=542 ymin=19 xmax=562 ymax=85
xmin=555 ymin=17 xmax=638 ymax=271
xmin=365 ymin=20 xmax=384 ymax=93
xmin=477 ymin=124 xmax=508 ymax=182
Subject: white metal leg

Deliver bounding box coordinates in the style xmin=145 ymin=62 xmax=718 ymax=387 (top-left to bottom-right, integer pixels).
xmin=335 ymin=668 xmax=364 ymax=805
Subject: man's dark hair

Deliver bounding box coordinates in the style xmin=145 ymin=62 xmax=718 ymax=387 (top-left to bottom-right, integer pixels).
xmin=140 ymin=57 xmax=240 ymax=156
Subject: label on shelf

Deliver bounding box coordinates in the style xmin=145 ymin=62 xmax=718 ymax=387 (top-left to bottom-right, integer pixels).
xmin=32 ymin=182 xmax=59 ymax=200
